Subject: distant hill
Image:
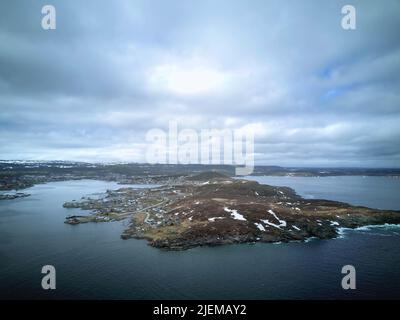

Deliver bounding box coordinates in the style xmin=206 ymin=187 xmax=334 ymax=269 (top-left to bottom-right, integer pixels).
xmin=186 ymin=171 xmax=231 ymax=181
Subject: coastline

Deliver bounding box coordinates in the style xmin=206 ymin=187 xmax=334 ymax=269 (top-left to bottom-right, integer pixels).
xmin=61 ymin=173 xmax=400 ymax=250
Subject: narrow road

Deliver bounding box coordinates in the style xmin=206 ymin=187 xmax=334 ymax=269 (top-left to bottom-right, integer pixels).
xmin=117 ymin=200 xmax=168 ymax=219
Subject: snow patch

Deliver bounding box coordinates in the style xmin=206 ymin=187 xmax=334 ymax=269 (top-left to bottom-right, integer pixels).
xmin=264 ymin=209 xmax=287 ymax=228
xmin=224 ymin=207 xmax=247 ymax=221
xmin=208 ymin=217 xmax=225 ymax=222
xmin=254 ymin=222 xmax=266 ymax=231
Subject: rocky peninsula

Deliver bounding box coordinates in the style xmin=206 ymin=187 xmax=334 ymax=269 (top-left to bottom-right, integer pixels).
xmin=63 ymin=172 xmax=400 ymax=250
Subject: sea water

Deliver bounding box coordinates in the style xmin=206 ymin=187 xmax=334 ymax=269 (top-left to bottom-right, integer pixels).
xmin=0 ymin=177 xmax=399 ymax=299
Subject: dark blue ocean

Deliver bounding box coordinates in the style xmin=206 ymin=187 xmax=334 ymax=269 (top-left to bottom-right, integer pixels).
xmin=0 ymin=176 xmax=399 ymax=299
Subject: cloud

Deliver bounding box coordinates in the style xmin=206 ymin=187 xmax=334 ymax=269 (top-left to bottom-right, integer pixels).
xmin=0 ymin=0 xmax=399 ymax=167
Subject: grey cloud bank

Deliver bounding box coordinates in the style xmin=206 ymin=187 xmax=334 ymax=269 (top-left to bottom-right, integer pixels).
xmin=0 ymin=0 xmax=399 ymax=167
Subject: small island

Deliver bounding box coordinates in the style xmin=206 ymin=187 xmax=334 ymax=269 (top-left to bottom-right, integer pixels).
xmin=63 ymin=172 xmax=400 ymax=250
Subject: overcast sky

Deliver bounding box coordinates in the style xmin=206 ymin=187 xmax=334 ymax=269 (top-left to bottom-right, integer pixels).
xmin=0 ymin=0 xmax=399 ymax=167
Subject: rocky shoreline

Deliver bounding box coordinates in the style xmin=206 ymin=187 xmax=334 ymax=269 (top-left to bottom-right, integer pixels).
xmin=63 ymin=172 xmax=400 ymax=250
xmin=0 ymin=192 xmax=30 ymax=201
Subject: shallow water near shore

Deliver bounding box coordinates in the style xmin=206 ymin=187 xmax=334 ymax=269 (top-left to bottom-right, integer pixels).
xmin=0 ymin=177 xmax=400 ymax=299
